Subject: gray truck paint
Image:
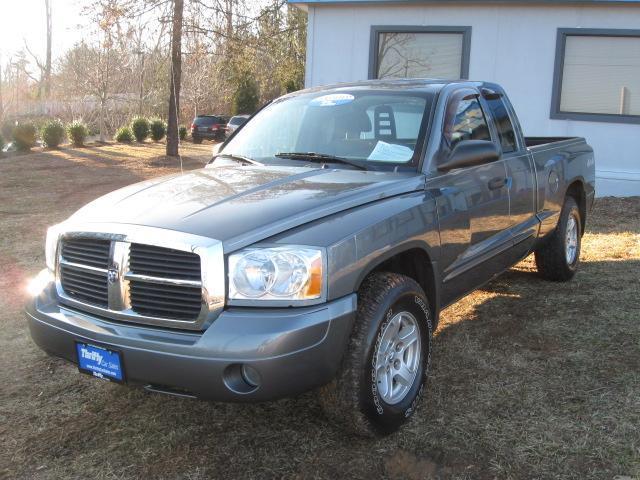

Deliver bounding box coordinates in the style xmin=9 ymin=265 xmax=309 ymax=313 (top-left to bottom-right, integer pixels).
xmin=27 ymin=79 xmax=595 ymax=401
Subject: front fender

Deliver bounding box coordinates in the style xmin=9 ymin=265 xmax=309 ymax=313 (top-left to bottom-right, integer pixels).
xmin=267 ymin=190 xmax=440 ymax=301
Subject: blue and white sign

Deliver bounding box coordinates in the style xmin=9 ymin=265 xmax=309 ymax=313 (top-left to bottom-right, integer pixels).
xmin=76 ymin=342 xmax=124 ymax=382
xmin=310 ymin=93 xmax=355 ymax=107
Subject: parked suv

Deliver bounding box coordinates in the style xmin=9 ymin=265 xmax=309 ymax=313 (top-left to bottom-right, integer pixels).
xmin=190 ymin=115 xmax=227 ymax=143
xmin=27 ymin=80 xmax=595 ymax=436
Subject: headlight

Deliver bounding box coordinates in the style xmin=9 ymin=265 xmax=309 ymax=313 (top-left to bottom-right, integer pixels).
xmin=228 ymin=247 xmax=324 ymax=303
xmin=45 ymin=224 xmax=62 ymax=272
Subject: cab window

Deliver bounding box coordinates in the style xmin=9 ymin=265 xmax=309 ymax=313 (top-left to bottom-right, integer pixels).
xmin=483 ymin=92 xmax=518 ymax=153
xmin=443 ymin=93 xmax=491 ymax=149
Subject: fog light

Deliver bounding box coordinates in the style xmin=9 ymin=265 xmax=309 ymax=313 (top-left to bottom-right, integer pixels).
xmin=241 ymin=364 xmax=261 ymax=388
xmin=223 ymin=364 xmax=261 ymax=394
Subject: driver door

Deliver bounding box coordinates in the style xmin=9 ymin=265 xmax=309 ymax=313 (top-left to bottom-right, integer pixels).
xmin=427 ymin=88 xmax=512 ymax=306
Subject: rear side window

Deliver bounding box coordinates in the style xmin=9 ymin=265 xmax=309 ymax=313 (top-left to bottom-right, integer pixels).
xmin=483 ymin=93 xmax=518 ymax=153
xmin=443 ymin=93 xmax=491 ymax=149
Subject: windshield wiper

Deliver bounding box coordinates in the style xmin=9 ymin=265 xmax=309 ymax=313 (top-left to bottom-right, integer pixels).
xmin=212 ymin=153 xmax=263 ymax=166
xmin=275 ymin=152 xmax=366 ymax=170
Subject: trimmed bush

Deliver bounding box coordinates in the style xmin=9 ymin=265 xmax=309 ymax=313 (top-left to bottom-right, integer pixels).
xmin=150 ymin=119 xmax=167 ymax=141
xmin=115 ymin=126 xmax=134 ymax=143
xmin=41 ymin=119 xmax=66 ymax=148
xmin=130 ymin=117 xmax=150 ymax=142
xmin=13 ymin=122 xmax=38 ymax=151
xmin=179 ymin=125 xmax=187 ymax=141
xmin=67 ymin=121 xmax=89 ymax=147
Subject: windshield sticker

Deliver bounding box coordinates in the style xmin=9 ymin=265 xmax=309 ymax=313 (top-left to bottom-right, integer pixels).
xmin=310 ymin=93 xmax=355 ymax=107
xmin=367 ymin=141 xmax=414 ymax=163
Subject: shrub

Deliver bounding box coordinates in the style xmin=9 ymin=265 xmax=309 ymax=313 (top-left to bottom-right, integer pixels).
xmin=40 ymin=119 xmax=66 ymax=148
xmin=179 ymin=125 xmax=187 ymax=141
xmin=12 ymin=122 xmax=38 ymax=151
xmin=66 ymin=121 xmax=89 ymax=147
xmin=115 ymin=126 xmax=134 ymax=143
xmin=149 ymin=119 xmax=167 ymax=141
xmin=130 ymin=117 xmax=150 ymax=142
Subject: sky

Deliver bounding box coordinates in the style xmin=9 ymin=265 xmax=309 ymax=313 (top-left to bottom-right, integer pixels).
xmin=0 ymin=0 xmax=88 ymax=62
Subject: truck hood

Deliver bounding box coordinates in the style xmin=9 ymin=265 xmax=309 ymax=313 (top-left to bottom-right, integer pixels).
xmin=69 ymin=164 xmax=425 ymax=251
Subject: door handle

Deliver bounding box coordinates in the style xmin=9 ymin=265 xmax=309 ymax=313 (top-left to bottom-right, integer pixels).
xmin=488 ymin=177 xmax=507 ymax=190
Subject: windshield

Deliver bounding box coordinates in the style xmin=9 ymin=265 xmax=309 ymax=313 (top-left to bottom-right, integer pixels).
xmin=229 ymin=116 xmax=247 ymax=125
xmin=220 ymin=90 xmax=434 ymax=169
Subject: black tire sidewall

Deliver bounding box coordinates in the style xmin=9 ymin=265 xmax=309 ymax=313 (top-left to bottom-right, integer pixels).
xmin=361 ymin=286 xmax=432 ymax=433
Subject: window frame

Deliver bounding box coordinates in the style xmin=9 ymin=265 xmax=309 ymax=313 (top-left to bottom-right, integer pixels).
xmin=368 ymin=25 xmax=472 ymax=81
xmin=550 ymin=28 xmax=640 ymax=124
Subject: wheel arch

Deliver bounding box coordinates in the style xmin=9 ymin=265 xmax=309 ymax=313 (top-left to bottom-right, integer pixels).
xmin=355 ymin=243 xmax=440 ymax=328
xmin=565 ymin=178 xmax=587 ymax=235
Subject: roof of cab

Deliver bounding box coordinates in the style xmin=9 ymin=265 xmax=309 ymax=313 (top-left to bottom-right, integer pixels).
xmin=286 ymin=78 xmax=465 ymax=96
xmin=284 ymin=78 xmax=506 ymax=100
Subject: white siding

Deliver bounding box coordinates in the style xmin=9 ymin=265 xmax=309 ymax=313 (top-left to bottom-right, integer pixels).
xmin=304 ymin=3 xmax=640 ymax=196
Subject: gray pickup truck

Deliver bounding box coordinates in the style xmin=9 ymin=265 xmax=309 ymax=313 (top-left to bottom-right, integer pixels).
xmin=27 ymin=79 xmax=595 ymax=435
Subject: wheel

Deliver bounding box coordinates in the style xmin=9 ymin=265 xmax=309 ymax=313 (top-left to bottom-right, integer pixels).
xmin=319 ymin=272 xmax=433 ymax=437
xmin=535 ymin=196 xmax=582 ymax=281
xmin=192 ymin=136 xmax=202 ymax=144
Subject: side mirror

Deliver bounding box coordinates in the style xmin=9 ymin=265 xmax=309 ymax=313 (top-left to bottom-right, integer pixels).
xmin=438 ymin=140 xmax=500 ymax=172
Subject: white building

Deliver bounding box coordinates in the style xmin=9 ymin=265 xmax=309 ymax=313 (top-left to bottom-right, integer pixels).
xmin=290 ymin=0 xmax=640 ymax=196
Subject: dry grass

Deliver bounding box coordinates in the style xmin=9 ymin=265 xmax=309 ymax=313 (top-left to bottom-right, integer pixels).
xmin=0 ymin=145 xmax=638 ymax=479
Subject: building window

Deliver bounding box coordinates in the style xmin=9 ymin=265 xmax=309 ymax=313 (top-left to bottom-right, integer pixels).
xmin=369 ymin=26 xmax=471 ymax=81
xmin=551 ymin=29 xmax=640 ymax=124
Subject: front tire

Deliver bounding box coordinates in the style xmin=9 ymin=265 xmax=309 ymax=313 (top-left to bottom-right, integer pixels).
xmin=319 ymin=272 xmax=433 ymax=437
xmin=535 ymin=196 xmax=582 ymax=281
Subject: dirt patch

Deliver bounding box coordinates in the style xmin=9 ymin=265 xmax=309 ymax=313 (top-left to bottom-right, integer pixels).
xmin=0 ymin=148 xmax=638 ymax=479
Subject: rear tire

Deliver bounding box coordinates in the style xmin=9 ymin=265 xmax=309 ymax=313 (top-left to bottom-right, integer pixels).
xmin=192 ymin=136 xmax=202 ymax=144
xmin=319 ymin=272 xmax=433 ymax=437
xmin=535 ymin=196 xmax=582 ymax=281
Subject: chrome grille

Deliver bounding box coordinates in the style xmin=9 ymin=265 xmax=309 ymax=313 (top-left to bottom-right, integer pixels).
xmin=129 ymin=244 xmax=201 ymax=281
xmin=129 ymin=282 xmax=203 ymax=321
xmin=59 ymin=238 xmax=110 ymax=307
xmin=61 ymin=238 xmax=110 ymax=269
xmin=56 ymin=233 xmax=213 ymax=330
xmin=128 ymin=243 xmax=203 ymax=321
xmin=59 ymin=263 xmax=109 ymax=307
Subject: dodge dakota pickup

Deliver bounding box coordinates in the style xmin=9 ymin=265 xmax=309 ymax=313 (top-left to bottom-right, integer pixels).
xmin=27 ymin=79 xmax=595 ymax=435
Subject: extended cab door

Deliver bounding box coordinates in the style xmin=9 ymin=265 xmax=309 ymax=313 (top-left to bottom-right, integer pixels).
xmin=480 ymin=87 xmax=538 ymax=259
xmin=427 ymin=87 xmax=513 ymax=306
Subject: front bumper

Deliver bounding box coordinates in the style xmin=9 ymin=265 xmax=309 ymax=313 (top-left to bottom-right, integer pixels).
xmin=26 ymin=284 xmax=357 ymax=401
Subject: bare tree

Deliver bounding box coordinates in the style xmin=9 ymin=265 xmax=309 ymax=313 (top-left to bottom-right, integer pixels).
xmin=166 ymin=0 xmax=183 ymax=157
xmin=44 ymin=0 xmax=52 ymax=98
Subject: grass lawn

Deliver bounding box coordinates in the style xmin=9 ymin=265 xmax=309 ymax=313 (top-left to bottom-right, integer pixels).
xmin=0 ymin=143 xmax=638 ymax=479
